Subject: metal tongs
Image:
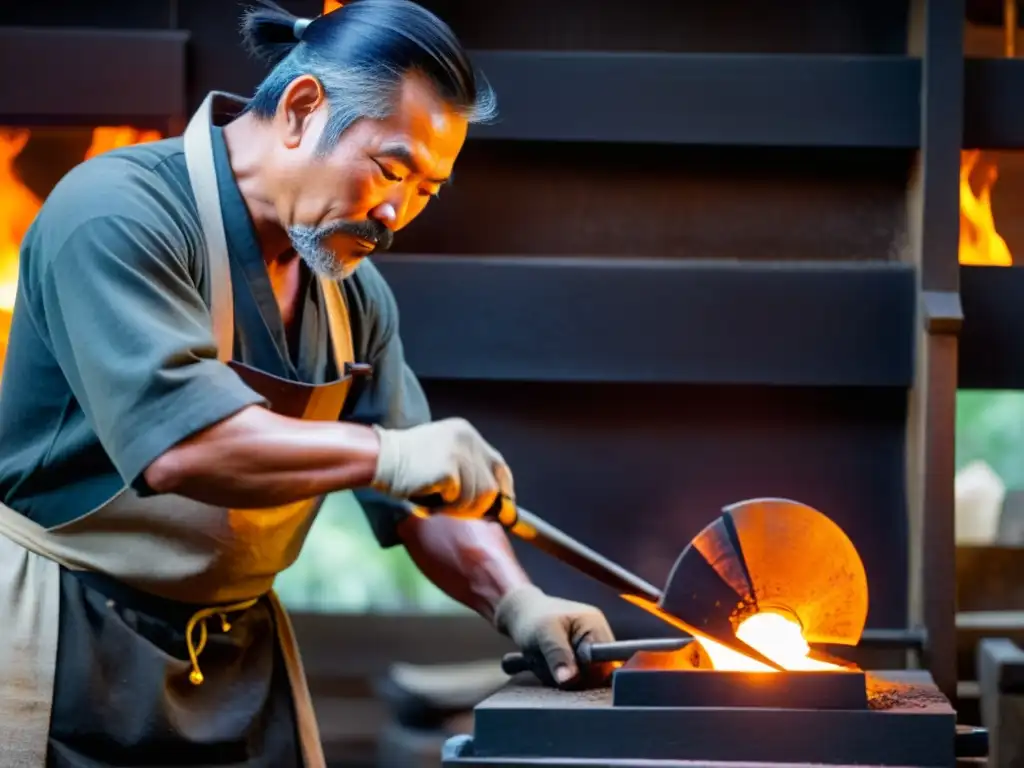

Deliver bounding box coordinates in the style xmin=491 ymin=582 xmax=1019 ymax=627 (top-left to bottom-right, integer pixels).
xmin=409 ymin=493 xmax=785 ymax=673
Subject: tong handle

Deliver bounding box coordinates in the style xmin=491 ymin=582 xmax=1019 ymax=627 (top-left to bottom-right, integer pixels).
xmin=501 ymin=644 xmax=594 ymax=677
xmin=409 ymin=493 xmax=518 ymax=527
xmin=412 ymin=494 xmax=665 ymax=604
xmin=502 ymin=637 xmax=692 ymax=676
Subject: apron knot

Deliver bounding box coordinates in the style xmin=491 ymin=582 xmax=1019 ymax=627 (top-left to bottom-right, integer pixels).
xmin=185 ymin=598 xmax=259 ymax=685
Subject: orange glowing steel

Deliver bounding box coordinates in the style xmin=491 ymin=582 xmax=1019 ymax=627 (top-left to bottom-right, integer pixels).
xmin=323 ymin=1 xmax=343 ymax=12
xmin=621 ymin=594 xmax=846 ymax=673
xmin=960 ymin=150 xmax=1013 ymax=266
xmin=701 ymin=613 xmax=841 ymax=672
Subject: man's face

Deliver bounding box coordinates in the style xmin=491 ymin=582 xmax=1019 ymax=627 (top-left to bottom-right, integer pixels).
xmin=272 ymin=73 xmax=468 ymax=278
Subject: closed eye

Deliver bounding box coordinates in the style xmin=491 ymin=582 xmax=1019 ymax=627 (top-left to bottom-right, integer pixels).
xmin=373 ymin=160 xmax=403 ymax=183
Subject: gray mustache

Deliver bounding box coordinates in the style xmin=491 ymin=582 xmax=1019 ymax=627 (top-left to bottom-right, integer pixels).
xmin=314 ymin=219 xmax=394 ymax=252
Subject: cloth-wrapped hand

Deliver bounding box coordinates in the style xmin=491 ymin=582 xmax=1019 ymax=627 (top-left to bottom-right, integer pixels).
xmin=495 ymin=584 xmax=615 ymax=688
xmin=372 ymin=417 xmax=513 ymax=517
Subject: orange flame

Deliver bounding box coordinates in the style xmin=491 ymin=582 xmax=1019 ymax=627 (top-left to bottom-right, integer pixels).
xmin=0 ymin=129 xmax=39 ymax=312
xmin=959 ymin=150 xmax=1013 ymax=266
xmin=0 ymin=126 xmax=162 ymax=373
xmin=84 ymin=126 xmax=163 ymax=161
xmin=323 ymin=1 xmax=343 ymax=12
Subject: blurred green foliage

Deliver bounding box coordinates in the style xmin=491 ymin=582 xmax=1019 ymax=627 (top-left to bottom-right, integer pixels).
xmin=956 ymin=390 xmax=1024 ymax=490
xmin=274 ymin=491 xmax=468 ymax=614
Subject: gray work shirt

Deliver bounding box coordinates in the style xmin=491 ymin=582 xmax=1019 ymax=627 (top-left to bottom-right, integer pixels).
xmin=0 ymin=126 xmax=427 ymax=546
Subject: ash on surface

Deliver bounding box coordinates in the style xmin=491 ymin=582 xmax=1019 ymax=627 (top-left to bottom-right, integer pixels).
xmin=865 ymin=672 xmax=949 ymax=710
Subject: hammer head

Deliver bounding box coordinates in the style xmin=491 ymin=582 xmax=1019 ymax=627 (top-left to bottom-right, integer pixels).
xmin=660 ymin=498 xmax=869 ymax=663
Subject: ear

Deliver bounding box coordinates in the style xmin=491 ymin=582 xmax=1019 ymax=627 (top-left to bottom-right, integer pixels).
xmin=278 ymin=75 xmax=326 ymax=149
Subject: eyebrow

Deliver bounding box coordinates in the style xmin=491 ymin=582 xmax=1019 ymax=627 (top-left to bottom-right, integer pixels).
xmin=377 ymin=145 xmax=452 ymax=186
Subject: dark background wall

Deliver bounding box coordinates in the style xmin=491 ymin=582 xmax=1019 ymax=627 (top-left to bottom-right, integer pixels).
xmin=0 ymin=0 xmax=917 ymax=635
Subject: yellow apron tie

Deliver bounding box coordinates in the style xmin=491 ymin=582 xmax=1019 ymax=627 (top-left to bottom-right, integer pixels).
xmin=185 ymin=598 xmax=259 ymax=685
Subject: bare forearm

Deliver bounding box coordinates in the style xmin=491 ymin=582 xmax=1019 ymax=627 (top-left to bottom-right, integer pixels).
xmin=144 ymin=404 xmax=380 ymax=507
xmin=397 ymin=514 xmax=532 ymax=622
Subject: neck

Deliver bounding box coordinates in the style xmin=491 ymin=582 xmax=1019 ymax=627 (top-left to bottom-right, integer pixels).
xmin=222 ymin=113 xmax=295 ymax=265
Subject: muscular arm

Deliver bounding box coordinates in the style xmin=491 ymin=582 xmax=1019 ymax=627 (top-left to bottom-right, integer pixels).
xmin=397 ymin=514 xmax=531 ymax=622
xmin=29 ymin=168 xmax=384 ymax=509
xmin=143 ymin=405 xmax=380 ymax=508
xmin=345 ymin=261 xmax=531 ymax=619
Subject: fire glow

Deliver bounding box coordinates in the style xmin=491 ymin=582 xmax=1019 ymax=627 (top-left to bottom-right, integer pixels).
xmin=620 ymin=595 xmax=847 ymax=673
xmin=960 ymin=149 xmax=1013 ymax=266
xmin=697 ymin=612 xmax=842 ymax=672
xmin=0 ymin=127 xmax=162 ymax=309
xmin=0 ymin=126 xmax=161 ymax=374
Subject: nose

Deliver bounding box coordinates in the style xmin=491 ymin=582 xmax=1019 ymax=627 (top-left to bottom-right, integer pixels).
xmin=371 ymin=202 xmax=398 ymax=230
xmin=370 ymin=187 xmax=415 ymax=231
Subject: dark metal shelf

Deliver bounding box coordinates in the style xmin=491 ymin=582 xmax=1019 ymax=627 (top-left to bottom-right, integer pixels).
xmin=375 ymin=255 xmax=915 ymax=387
xmin=0 ymin=27 xmax=188 ymax=125
xmin=964 ymin=58 xmax=1024 ymax=149
xmin=959 ymin=266 xmax=1024 ymax=389
xmin=470 ymin=52 xmax=1024 ymax=150
xmin=469 ymin=51 xmax=921 ymax=148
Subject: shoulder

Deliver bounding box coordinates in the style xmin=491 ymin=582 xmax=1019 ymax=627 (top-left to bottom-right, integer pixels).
xmin=23 ymin=137 xmax=201 ymax=276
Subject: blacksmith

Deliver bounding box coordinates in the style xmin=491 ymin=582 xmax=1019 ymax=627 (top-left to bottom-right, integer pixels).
xmin=0 ymin=1 xmax=613 ymax=765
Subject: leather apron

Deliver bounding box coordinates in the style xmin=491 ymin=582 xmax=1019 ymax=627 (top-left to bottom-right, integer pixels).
xmin=0 ymin=92 xmax=356 ymax=767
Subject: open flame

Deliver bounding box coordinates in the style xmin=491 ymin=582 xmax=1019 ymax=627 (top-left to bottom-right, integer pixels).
xmin=960 ymin=149 xmax=1013 ymax=266
xmin=0 ymin=126 xmax=161 ymax=373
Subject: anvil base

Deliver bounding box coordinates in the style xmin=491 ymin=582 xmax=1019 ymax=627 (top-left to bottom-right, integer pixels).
xmin=441 ymin=671 xmax=955 ymax=768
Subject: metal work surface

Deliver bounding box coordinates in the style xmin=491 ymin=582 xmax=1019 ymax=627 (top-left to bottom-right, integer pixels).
xmin=446 ymin=672 xmax=954 ymax=767
xmin=612 ymin=668 xmax=867 ymax=710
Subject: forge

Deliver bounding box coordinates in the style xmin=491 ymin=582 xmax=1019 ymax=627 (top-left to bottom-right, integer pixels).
xmin=448 ymin=500 xmax=959 ymax=767
xmin=442 ymin=670 xmax=955 ymax=768
xmin=2 ymin=1 xmax=1024 ymax=764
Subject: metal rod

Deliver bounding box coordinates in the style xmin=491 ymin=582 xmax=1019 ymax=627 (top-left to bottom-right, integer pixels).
xmin=500 ymin=638 xmax=692 ymax=675
xmin=854 ymin=627 xmax=928 ymax=650
xmin=409 ymin=495 xmax=662 ymax=601
xmin=510 ymin=507 xmax=664 ymax=602
xmin=501 ymin=628 xmax=928 ymax=677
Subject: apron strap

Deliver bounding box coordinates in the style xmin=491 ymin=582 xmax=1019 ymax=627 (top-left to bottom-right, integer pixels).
xmin=184 ymin=90 xmax=355 ymax=375
xmin=183 ymin=92 xmax=238 ymax=363
xmin=319 ymin=277 xmax=355 ymax=368
xmin=181 ymin=91 xmax=331 ymax=768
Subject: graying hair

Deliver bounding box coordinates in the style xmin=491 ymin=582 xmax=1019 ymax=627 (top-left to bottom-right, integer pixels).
xmin=241 ymin=0 xmax=497 ymax=152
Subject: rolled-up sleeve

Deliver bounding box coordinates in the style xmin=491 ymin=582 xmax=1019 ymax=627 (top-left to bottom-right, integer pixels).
xmin=342 ymin=261 xmax=430 ymax=547
xmin=33 ymin=211 xmax=266 ymax=489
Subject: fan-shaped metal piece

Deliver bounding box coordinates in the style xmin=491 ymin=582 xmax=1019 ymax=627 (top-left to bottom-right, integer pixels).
xmin=660 ymin=497 xmax=869 ymax=651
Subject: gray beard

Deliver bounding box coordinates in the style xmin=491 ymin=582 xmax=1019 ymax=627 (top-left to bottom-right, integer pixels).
xmin=288 ymin=225 xmax=362 ymax=280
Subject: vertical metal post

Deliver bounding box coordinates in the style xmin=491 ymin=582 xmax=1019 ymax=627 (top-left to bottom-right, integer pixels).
xmin=905 ymin=0 xmax=964 ymax=704
xmin=1005 ymin=0 xmax=1017 ymax=57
